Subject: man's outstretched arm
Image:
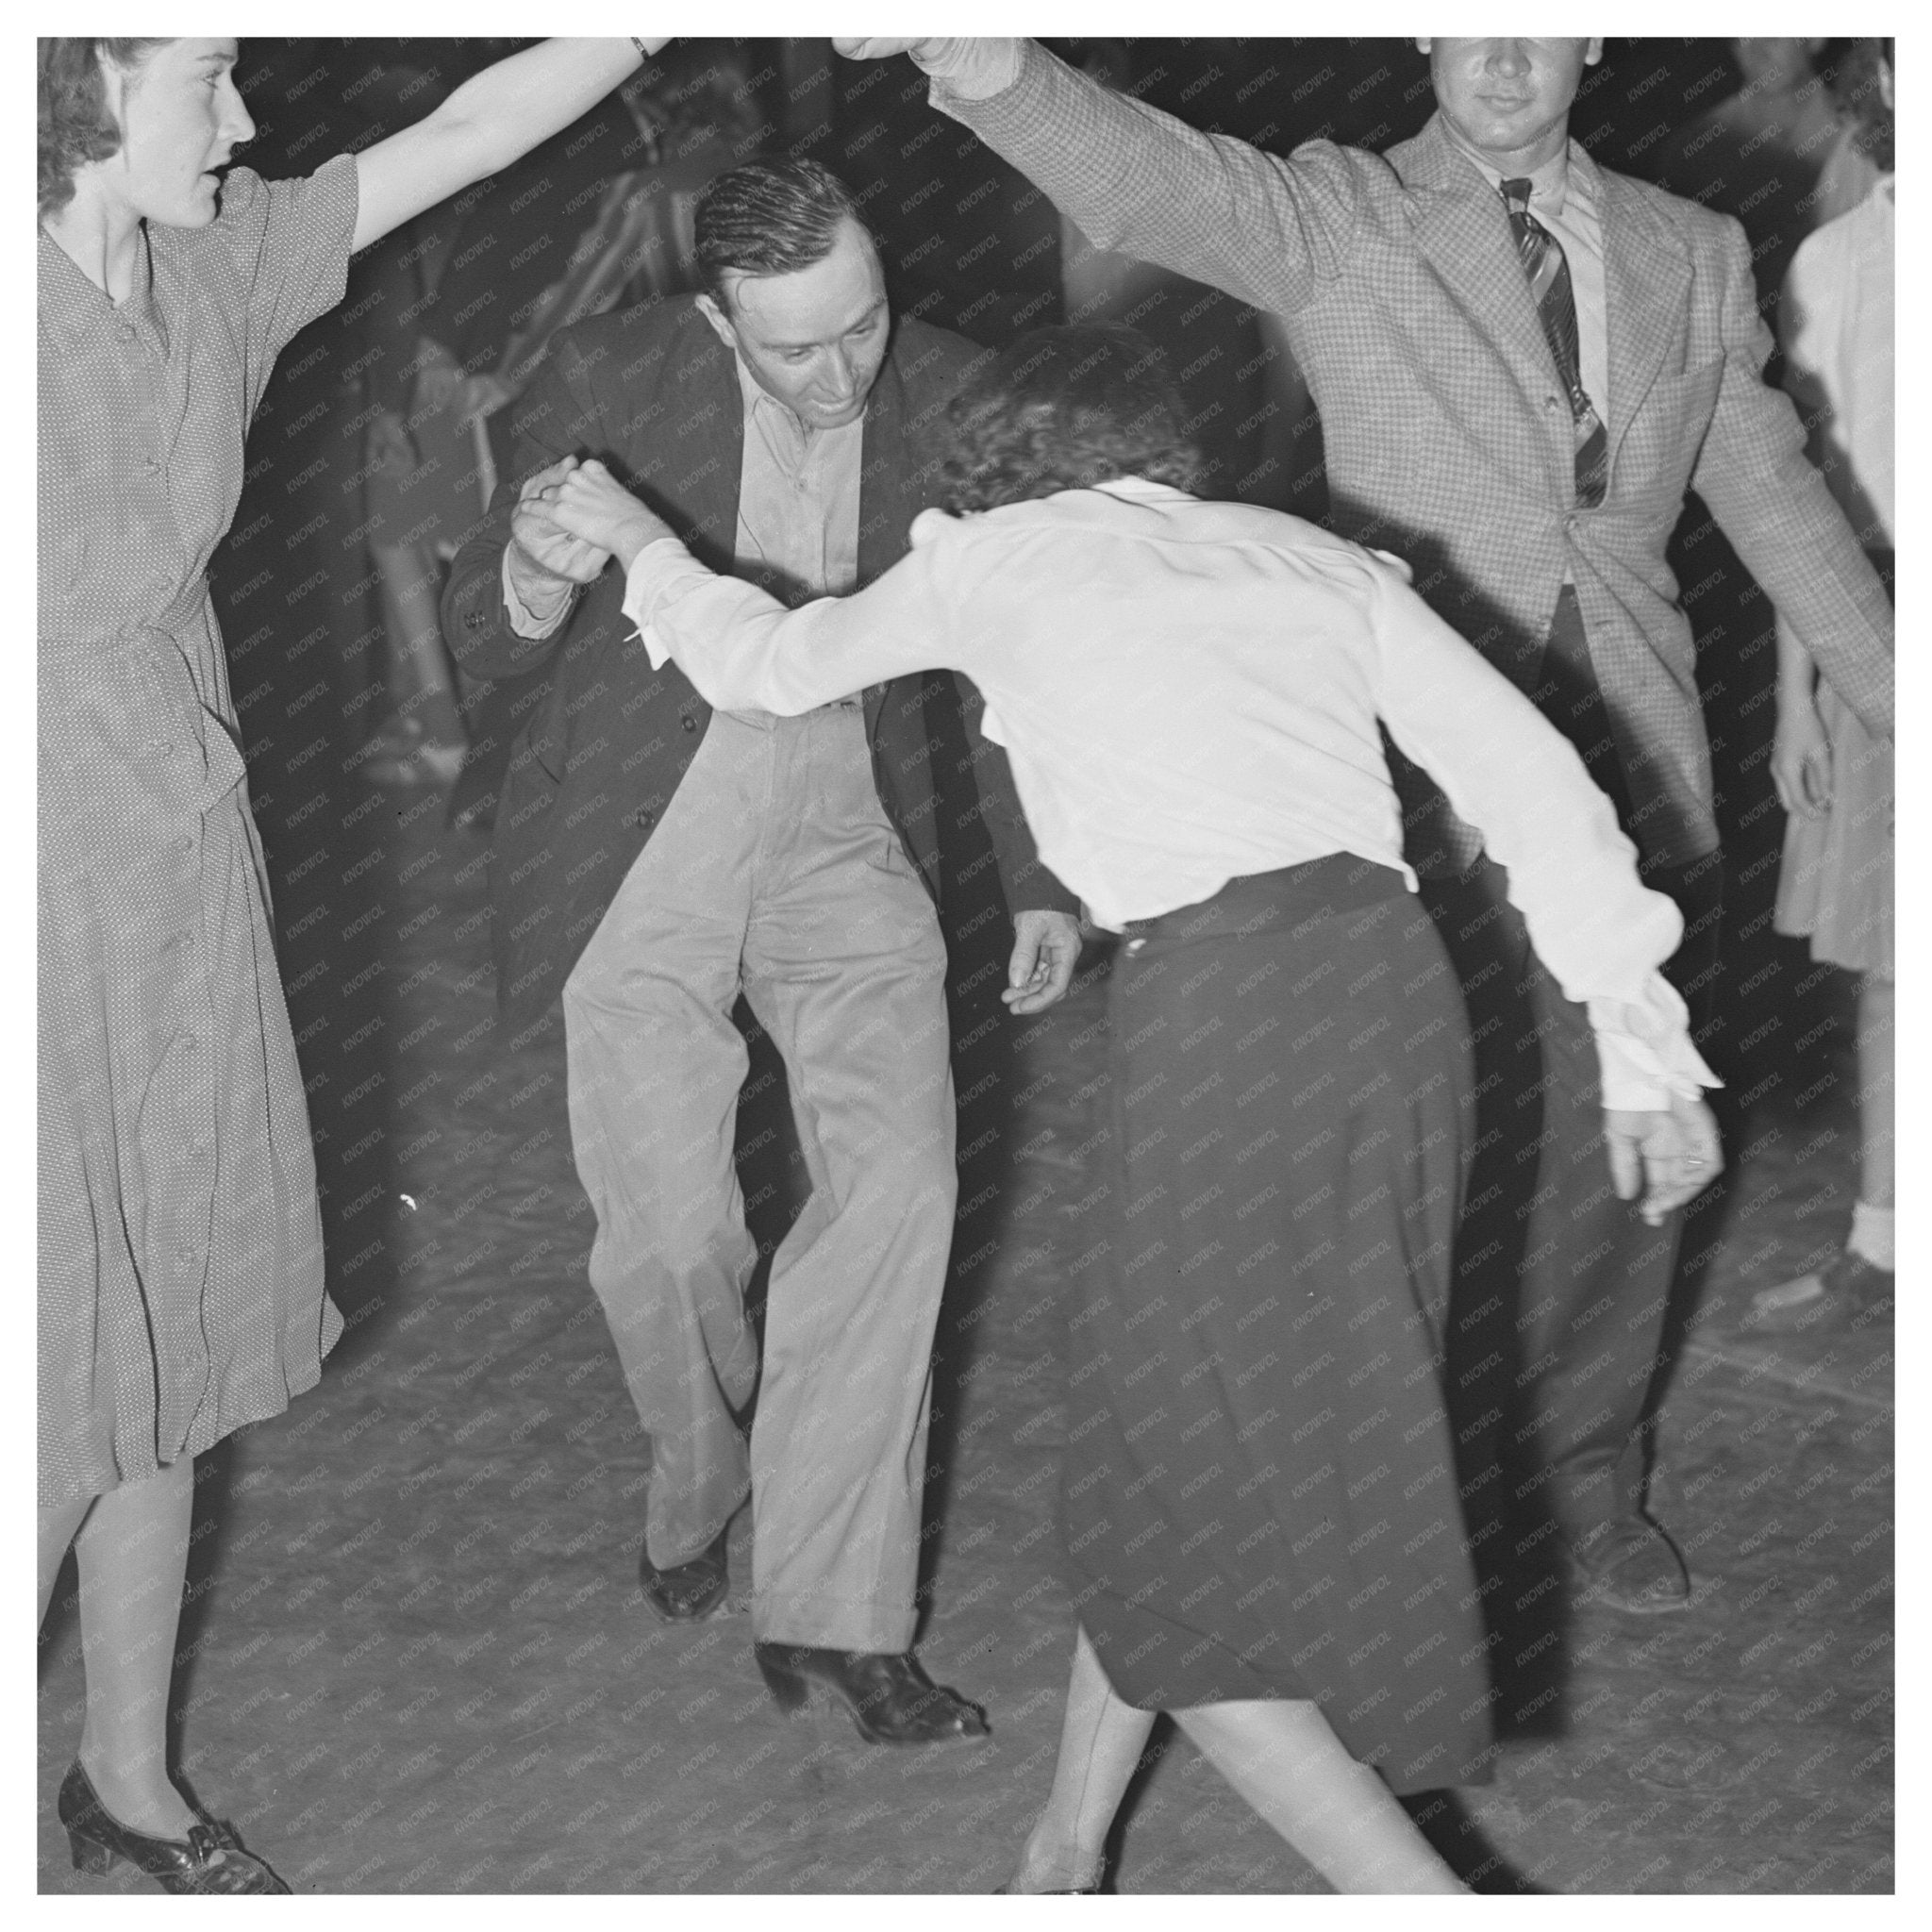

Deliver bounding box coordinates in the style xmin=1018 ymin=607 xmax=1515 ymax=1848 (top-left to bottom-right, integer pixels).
xmin=836 ymin=38 xmax=1362 ymax=321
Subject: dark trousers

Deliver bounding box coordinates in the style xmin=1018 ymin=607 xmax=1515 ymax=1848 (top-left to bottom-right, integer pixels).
xmin=1425 ymin=584 xmax=1724 ymax=1542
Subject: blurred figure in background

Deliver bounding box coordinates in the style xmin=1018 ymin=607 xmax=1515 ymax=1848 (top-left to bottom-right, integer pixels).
xmin=347 ymin=63 xmax=470 ymax=788
xmin=351 ymin=44 xmax=758 ymax=802
xmin=1749 ymin=40 xmax=1894 ymax=1335
xmin=1652 ymin=39 xmax=1877 ymax=320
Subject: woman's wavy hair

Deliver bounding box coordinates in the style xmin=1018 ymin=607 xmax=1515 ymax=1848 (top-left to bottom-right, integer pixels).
xmin=940 ymin=324 xmax=1205 ymax=514
xmin=39 ymin=38 xmax=174 ymax=218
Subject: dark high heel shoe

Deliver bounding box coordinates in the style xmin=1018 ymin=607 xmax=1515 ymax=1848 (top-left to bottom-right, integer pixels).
xmin=753 ymin=1642 xmax=991 ymax=1744
xmin=58 ymin=1761 xmax=289 ymax=1894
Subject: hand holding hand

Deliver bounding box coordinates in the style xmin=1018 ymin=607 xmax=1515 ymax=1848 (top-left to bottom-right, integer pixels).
xmin=509 ymin=456 xmax=612 ymax=588
xmin=832 ymin=38 xmax=954 ymax=64
xmin=1003 ymin=909 xmax=1083 ymax=1014
xmin=1771 ymin=700 xmax=1833 ymax=819
xmin=1604 ymin=1090 xmax=1723 ymax=1227
xmin=548 ymin=458 xmax=676 ymax=570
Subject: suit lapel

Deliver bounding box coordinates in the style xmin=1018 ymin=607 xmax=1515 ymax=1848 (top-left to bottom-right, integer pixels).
xmin=1595 ymin=164 xmax=1693 ymax=488
xmin=858 ymin=349 xmax=917 ymax=740
xmin=858 ymin=353 xmax=913 ymax=587
xmin=1399 ymin=118 xmax=1562 ymax=423
xmin=652 ymin=310 xmax=743 ymax=571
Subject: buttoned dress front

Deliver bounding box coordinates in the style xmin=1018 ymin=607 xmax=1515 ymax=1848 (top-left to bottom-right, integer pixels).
xmin=38 ymin=158 xmax=358 ymax=1507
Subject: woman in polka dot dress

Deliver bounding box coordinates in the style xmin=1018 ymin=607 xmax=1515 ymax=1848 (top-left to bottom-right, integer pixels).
xmin=37 ymin=35 xmax=664 ymax=1892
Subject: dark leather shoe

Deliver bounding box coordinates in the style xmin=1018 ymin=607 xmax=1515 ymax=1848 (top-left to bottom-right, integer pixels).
xmin=1565 ymin=1516 xmax=1690 ymax=1615
xmin=58 ymin=1761 xmax=289 ymax=1894
xmin=639 ymin=1524 xmax=731 ymax=1623
xmin=754 ymin=1642 xmax=990 ymax=1744
xmin=1745 ymin=1249 xmax=1893 ymax=1335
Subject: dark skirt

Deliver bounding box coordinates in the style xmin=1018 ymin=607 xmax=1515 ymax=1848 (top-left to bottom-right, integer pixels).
xmin=1063 ymin=855 xmax=1494 ymax=1793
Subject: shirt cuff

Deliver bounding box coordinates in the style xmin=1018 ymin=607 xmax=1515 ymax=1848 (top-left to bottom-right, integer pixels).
xmin=1587 ymin=976 xmax=1723 ymax=1114
xmin=923 ymin=37 xmax=1022 ymax=104
xmin=501 ymin=548 xmax=575 ymax=638
xmin=622 ymin=537 xmax=716 ymax=669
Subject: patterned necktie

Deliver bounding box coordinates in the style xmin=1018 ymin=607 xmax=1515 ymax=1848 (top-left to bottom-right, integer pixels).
xmin=1500 ymin=176 xmax=1607 ymax=508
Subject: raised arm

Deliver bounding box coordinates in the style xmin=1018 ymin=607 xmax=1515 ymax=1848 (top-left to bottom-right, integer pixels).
xmin=836 ymin=38 xmax=1359 ymax=318
xmin=351 ymin=38 xmax=667 ymax=254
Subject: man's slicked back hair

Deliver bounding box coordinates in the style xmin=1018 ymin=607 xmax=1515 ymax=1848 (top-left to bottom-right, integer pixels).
xmin=693 ymin=157 xmax=874 ymax=310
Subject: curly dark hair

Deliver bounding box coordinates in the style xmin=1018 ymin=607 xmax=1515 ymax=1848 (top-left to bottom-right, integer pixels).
xmin=39 ymin=38 xmax=173 ymax=218
xmin=940 ymin=325 xmax=1205 ymax=514
xmin=693 ymin=157 xmax=875 ymax=310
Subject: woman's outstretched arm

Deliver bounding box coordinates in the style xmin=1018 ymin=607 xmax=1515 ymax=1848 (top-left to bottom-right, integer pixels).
xmin=351 ymin=38 xmax=667 ymax=253
xmin=546 ymin=460 xmax=964 ymax=711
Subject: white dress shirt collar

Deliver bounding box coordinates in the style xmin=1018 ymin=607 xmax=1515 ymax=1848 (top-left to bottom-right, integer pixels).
xmin=1441 ymin=125 xmax=1592 ymax=222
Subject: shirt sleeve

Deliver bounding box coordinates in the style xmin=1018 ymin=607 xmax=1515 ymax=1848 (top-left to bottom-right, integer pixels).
xmin=623 ymin=513 xmax=966 ymax=708
xmin=925 ymin=39 xmax=1362 ymax=319
xmin=213 ymin=158 xmax=360 ymax=378
xmin=1362 ymin=561 xmax=1719 ymax=1112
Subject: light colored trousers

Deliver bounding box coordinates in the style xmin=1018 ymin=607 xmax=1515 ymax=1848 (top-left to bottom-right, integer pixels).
xmin=562 ymin=701 xmax=958 ymax=1652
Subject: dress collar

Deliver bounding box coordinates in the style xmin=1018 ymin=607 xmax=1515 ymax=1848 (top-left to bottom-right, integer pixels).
xmin=38 ymin=220 xmax=158 ymax=345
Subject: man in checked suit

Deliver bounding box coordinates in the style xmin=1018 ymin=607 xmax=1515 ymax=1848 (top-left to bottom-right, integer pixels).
xmin=837 ymin=38 xmax=1895 ymax=1620
xmin=442 ymin=157 xmax=1081 ymax=1740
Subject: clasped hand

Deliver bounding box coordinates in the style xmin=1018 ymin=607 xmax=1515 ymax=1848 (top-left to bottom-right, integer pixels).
xmin=547 ymin=457 xmax=674 ymax=569
xmin=831 ymin=38 xmax=950 ymax=63
xmin=511 ymin=455 xmax=674 ymax=586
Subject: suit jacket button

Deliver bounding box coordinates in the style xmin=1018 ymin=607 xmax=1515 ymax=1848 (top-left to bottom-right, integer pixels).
xmin=630 ymin=808 xmax=654 ymax=828
xmin=681 ymin=715 xmax=697 ymax=732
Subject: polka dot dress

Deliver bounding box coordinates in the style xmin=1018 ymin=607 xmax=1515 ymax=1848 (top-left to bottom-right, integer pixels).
xmin=38 ymin=159 xmax=358 ymax=1507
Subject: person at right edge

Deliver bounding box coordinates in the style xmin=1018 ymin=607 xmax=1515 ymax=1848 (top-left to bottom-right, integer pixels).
xmin=1747 ymin=41 xmax=1895 ymax=1336
xmin=835 ymin=35 xmax=1899 ymax=1618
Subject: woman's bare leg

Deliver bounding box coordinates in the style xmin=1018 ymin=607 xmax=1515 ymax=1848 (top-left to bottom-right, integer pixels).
xmin=1173 ymin=1699 xmax=1465 ymax=1893
xmin=39 ymin=1493 xmax=95 ymax=1627
xmin=1854 ymin=974 xmax=1894 ymax=1215
xmin=72 ymin=1459 xmax=197 ymax=1839
xmin=1007 ymin=1626 xmax=1157 ymax=1891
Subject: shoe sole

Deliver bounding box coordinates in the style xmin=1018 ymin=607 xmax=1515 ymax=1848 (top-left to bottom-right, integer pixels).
xmin=638 ymin=1574 xmax=728 ymax=1624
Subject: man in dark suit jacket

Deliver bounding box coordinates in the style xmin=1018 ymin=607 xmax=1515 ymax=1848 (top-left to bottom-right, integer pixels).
xmin=836 ymin=37 xmax=1892 ymax=1626
xmin=442 ymin=158 xmax=1080 ymax=1742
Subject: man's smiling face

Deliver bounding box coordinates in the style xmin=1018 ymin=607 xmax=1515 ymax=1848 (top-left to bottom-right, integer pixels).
xmin=699 ymin=217 xmax=891 ymax=430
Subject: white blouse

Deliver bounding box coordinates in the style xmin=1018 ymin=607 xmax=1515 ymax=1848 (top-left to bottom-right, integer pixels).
xmin=624 ymin=477 xmax=1717 ymax=1112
